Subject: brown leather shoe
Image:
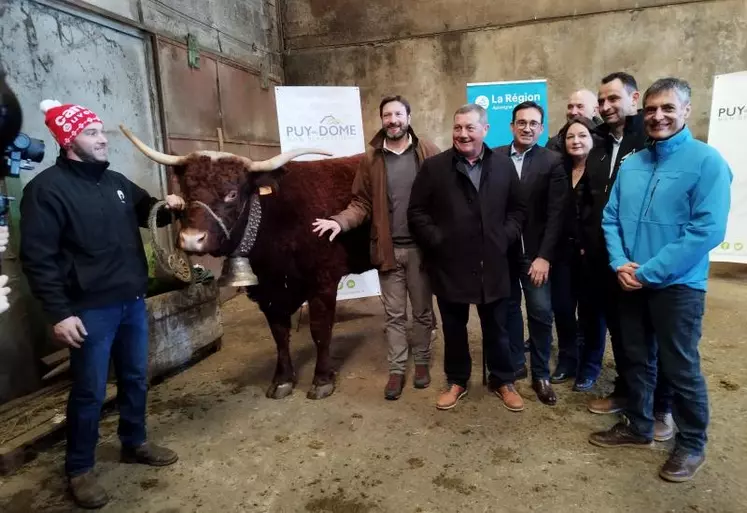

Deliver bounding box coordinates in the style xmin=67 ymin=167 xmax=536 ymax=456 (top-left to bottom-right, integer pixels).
xmin=68 ymin=471 xmax=109 ymax=509
xmin=659 ymin=449 xmax=705 ymax=482
xmin=413 ymin=365 xmax=431 ymax=389
xmin=121 ymin=442 xmax=178 ymax=466
xmin=494 ymin=384 xmax=524 ymax=412
xmin=532 ymin=379 xmax=557 ymax=406
xmin=589 ymin=422 xmax=653 ymax=448
xmin=436 ymin=384 xmax=467 ymax=410
xmin=588 ymin=395 xmax=626 ymax=414
xmin=384 ymin=373 xmax=405 ymax=400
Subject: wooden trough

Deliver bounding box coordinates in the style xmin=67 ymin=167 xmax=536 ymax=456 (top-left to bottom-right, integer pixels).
xmin=146 ymin=280 xmax=223 ymax=381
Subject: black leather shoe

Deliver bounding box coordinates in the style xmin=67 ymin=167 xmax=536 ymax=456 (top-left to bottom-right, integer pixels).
xmin=589 ymin=422 xmax=653 ymax=448
xmin=532 ymin=379 xmax=557 ymax=405
xmin=659 ymin=449 xmax=705 ymax=482
xmin=551 ymin=369 xmax=574 ymax=384
xmin=573 ymin=378 xmax=596 ymax=392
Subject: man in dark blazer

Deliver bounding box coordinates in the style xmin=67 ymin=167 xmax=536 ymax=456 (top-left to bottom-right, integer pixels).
xmin=496 ymin=101 xmax=568 ymax=406
xmin=408 ymin=104 xmax=526 ymax=413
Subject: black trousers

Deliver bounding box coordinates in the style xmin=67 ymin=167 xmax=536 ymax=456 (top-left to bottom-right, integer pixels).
xmin=436 ymin=296 xmax=515 ymax=389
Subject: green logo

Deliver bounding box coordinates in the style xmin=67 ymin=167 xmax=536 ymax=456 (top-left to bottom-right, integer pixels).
xmin=735 ymin=242 xmax=744 ymax=251
xmin=347 ymin=280 xmax=356 ymax=289
xmin=721 ymin=242 xmax=731 ymax=250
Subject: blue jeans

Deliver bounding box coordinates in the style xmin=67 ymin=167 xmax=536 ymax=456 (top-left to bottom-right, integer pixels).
xmin=618 ymin=285 xmax=708 ymax=454
xmin=551 ymin=251 xmax=607 ymax=381
xmin=65 ymin=298 xmax=149 ymax=476
xmin=507 ymin=257 xmax=553 ymax=380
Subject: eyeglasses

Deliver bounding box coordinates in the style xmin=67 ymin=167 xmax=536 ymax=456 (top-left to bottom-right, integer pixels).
xmin=514 ymin=120 xmax=541 ymax=129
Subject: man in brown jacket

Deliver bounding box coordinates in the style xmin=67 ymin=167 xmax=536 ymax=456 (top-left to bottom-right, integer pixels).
xmin=312 ymin=95 xmax=440 ymax=400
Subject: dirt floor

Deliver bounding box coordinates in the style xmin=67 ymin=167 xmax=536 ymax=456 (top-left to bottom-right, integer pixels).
xmin=1 ymin=270 xmax=746 ymax=513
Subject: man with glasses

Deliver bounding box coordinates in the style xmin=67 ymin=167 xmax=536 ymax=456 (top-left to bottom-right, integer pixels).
xmin=496 ymin=101 xmax=567 ymax=406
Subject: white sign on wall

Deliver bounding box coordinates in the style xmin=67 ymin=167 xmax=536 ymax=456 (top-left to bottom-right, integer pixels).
xmin=707 ymin=71 xmax=747 ymax=264
xmin=274 ymin=86 xmax=380 ymax=299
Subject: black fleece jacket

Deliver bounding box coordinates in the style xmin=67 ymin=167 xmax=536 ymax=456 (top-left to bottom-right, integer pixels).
xmin=19 ymin=156 xmax=171 ymax=324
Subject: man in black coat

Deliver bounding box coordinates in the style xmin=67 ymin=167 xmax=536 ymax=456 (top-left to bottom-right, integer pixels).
xmin=583 ymin=73 xmax=673 ymax=442
xmin=496 ymin=101 xmax=568 ymax=406
xmin=408 ymin=104 xmax=526 ymax=413
xmin=20 ymin=100 xmax=183 ymax=509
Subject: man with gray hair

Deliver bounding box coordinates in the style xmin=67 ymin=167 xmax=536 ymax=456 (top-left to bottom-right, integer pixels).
xmin=546 ymin=89 xmax=603 ymax=152
xmin=408 ymin=104 xmax=526 ymax=412
xmin=589 ymin=78 xmax=732 ymax=483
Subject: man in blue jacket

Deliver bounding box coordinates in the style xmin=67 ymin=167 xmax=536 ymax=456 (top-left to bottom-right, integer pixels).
xmin=589 ymin=78 xmax=732 ymax=483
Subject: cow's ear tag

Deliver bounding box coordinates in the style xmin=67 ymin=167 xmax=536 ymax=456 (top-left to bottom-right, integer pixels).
xmin=258 ymin=186 xmax=273 ymax=196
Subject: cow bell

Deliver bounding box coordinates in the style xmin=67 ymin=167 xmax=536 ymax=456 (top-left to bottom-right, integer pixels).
xmin=219 ymin=256 xmax=259 ymax=287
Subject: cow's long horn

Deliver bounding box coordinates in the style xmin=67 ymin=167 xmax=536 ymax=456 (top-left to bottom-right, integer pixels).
xmin=119 ymin=125 xmax=187 ymax=167
xmin=241 ymin=148 xmax=333 ymax=172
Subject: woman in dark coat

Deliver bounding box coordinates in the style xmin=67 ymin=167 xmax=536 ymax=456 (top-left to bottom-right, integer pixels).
xmin=550 ymin=116 xmax=606 ymax=391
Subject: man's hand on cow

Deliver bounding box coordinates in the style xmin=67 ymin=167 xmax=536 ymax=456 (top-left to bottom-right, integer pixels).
xmin=0 ymin=275 xmax=10 ymax=314
xmin=617 ymin=262 xmax=642 ymax=291
xmin=165 ymin=194 xmax=186 ymax=210
xmin=0 ymin=225 xmax=8 ymax=253
xmin=53 ymin=316 xmax=88 ymax=349
xmin=528 ymin=257 xmax=550 ymax=287
xmin=312 ymin=219 xmax=342 ymax=242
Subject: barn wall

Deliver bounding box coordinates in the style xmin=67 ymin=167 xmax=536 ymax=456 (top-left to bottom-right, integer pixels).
xmin=0 ymin=0 xmax=282 ymax=404
xmin=282 ymin=0 xmax=747 ymax=150
xmin=80 ymin=0 xmax=283 ymax=78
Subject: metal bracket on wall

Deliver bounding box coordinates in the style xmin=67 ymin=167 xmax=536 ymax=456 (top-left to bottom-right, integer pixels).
xmin=187 ymin=33 xmax=200 ymax=69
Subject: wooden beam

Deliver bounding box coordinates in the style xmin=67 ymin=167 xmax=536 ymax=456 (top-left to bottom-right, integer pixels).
xmin=0 ymin=384 xmax=117 ymax=475
xmin=41 ymin=349 xmax=69 ymax=368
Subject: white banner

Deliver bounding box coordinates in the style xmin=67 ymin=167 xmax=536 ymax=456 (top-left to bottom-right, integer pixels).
xmin=274 ymin=86 xmax=381 ymax=299
xmin=707 ymin=71 xmax=747 ymax=264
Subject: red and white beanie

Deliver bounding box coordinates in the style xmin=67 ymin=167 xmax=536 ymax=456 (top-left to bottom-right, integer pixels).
xmin=39 ymin=99 xmax=103 ymax=148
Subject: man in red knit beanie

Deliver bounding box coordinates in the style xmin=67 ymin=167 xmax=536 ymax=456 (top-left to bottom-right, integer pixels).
xmin=20 ymin=100 xmax=185 ymax=509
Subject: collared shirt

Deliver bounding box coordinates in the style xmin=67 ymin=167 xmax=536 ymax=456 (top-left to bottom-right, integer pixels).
xmin=455 ymin=146 xmax=485 ymax=191
xmin=383 ymin=134 xmax=413 ymax=155
xmin=509 ymin=143 xmax=533 ymax=254
xmin=609 ymin=133 xmax=623 ymax=178
xmin=509 ymin=143 xmax=534 ymax=178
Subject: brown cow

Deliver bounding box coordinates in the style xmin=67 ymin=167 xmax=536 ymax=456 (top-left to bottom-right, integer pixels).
xmin=120 ymin=126 xmax=372 ymax=400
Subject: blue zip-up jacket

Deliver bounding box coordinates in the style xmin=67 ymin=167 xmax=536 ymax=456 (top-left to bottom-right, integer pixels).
xmin=602 ymin=126 xmax=732 ymax=291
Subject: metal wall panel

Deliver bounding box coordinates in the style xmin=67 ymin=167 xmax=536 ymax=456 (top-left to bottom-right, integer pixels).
xmin=218 ymin=62 xmax=280 ymax=144
xmin=157 ymin=40 xmax=222 ymax=140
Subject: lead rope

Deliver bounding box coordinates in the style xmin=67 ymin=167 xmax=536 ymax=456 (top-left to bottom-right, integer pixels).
xmin=148 ymin=200 xmax=193 ymax=283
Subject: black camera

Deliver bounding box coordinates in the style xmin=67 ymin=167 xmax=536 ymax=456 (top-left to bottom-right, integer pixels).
xmin=4 ymin=132 xmax=45 ymax=178
xmin=2 ymin=71 xmax=45 ymax=178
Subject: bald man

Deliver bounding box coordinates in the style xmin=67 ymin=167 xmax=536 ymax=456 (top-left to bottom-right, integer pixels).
xmin=546 ymin=89 xmax=603 ymax=153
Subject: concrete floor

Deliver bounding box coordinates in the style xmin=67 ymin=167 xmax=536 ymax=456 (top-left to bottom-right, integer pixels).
xmin=1 ymin=270 xmax=746 ymax=513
